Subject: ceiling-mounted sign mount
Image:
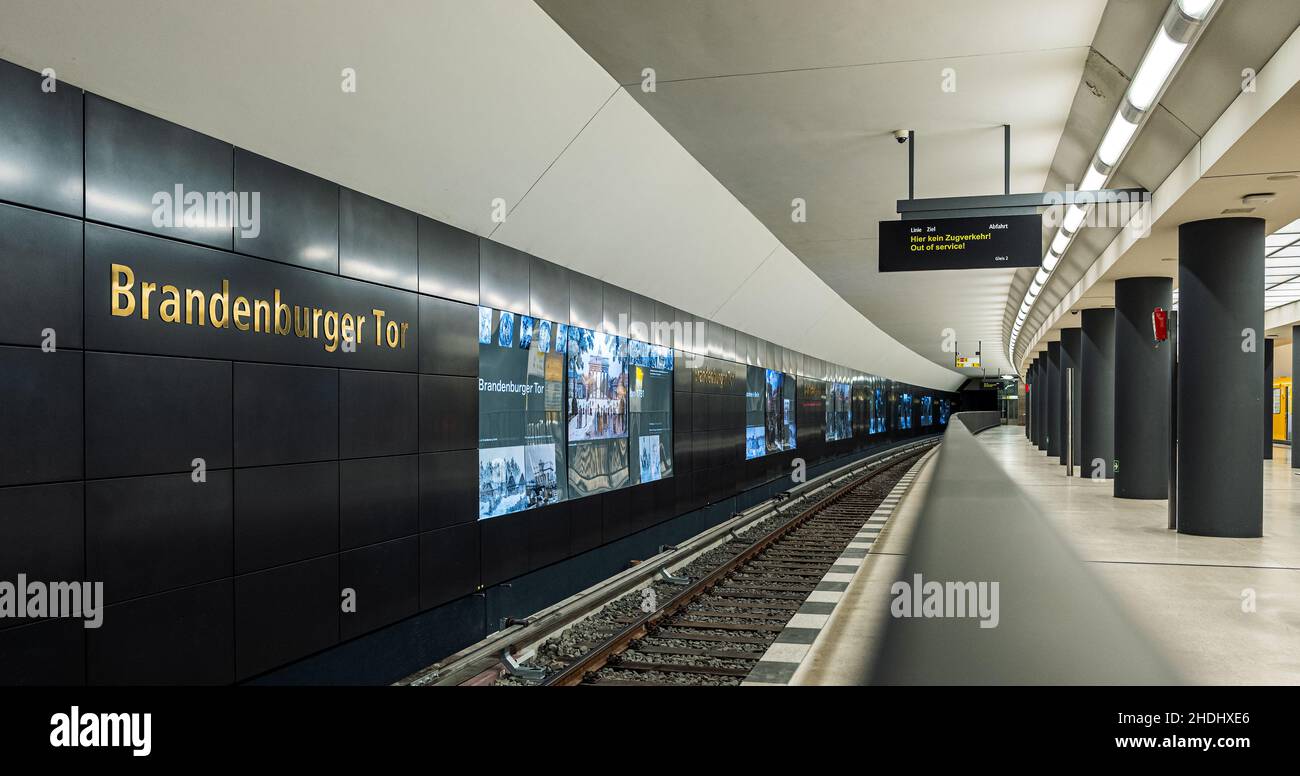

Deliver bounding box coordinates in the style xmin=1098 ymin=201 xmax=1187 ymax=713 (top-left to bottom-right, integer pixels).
xmin=878 ymin=213 xmax=1042 ymax=272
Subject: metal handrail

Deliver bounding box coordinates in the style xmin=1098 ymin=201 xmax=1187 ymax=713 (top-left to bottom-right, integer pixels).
xmin=863 ymin=412 xmax=1180 ymax=684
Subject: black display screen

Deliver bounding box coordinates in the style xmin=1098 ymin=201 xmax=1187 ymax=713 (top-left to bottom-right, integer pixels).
xmin=878 ymin=213 xmax=1042 ymax=272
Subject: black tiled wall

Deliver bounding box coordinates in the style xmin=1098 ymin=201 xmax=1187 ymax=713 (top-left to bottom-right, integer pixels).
xmin=0 ymin=57 xmax=953 ymax=685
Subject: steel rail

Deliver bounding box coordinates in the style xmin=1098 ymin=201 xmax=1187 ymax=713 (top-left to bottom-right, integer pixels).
xmin=541 ymin=450 xmax=923 ymax=686
xmin=396 ymin=437 xmax=938 ymax=686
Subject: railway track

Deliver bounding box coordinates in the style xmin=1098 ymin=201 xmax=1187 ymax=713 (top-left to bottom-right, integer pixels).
xmin=499 ymin=449 xmax=926 ymax=686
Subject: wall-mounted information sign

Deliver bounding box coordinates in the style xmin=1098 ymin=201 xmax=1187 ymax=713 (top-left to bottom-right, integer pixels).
xmin=879 ymin=213 xmax=1042 ymax=272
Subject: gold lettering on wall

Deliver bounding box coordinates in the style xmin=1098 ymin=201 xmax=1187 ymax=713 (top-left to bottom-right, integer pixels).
xmin=107 ymin=262 xmax=411 ymax=353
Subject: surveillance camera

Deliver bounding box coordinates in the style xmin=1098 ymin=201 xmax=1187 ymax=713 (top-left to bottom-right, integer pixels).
xmin=893 ymin=129 xmax=910 ymax=144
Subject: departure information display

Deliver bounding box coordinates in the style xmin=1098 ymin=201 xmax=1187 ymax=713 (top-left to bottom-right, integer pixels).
xmin=878 ymin=213 xmax=1042 ymax=272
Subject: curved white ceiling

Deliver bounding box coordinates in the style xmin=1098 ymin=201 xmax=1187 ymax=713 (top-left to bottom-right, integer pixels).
xmin=0 ymin=0 xmax=964 ymax=389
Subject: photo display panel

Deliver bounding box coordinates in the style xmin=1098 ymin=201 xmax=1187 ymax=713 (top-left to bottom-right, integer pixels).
xmin=477 ymin=307 xmax=568 ymax=519
xmin=567 ymin=326 xmax=630 ymax=497
xmin=745 ymin=366 xmax=766 ymax=460
xmin=826 ymin=381 xmax=852 ymax=441
xmin=870 ymin=384 xmax=886 ymax=434
xmin=627 ymin=339 xmax=674 ymax=485
xmin=939 ymin=399 xmax=951 ymax=425
xmin=897 ymin=391 xmax=914 ymax=430
xmin=921 ymin=395 xmax=934 ymax=426
xmin=764 ymin=369 xmax=797 ymax=453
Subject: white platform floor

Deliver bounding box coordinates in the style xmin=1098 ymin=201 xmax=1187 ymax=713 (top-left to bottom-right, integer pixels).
xmin=794 ymin=425 xmax=1300 ymax=685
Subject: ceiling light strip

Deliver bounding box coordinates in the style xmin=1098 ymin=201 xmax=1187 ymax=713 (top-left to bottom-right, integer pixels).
xmin=1009 ymin=0 xmax=1220 ymax=373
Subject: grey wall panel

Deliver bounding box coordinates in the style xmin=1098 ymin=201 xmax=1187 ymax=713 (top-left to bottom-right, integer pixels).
xmin=233 ymin=149 xmax=339 ymax=273
xmin=0 ymin=619 xmax=85 ymax=685
xmin=691 ymin=394 xmax=709 ymax=431
xmin=674 ymin=431 xmax=694 ymax=473
xmin=628 ymin=291 xmax=655 ymax=342
xmin=233 ymin=362 xmax=338 ymax=467
xmin=479 ymin=239 xmax=530 ymax=315
xmin=419 ymin=374 xmax=476 ymax=453
xmin=528 ymin=256 xmax=571 ymax=324
xmin=481 ymin=512 xmax=528 ymax=585
xmin=528 ymin=501 xmax=571 ymax=568
xmin=735 ymin=330 xmax=756 ymax=364
xmin=340 ymin=536 xmax=419 ymax=639
xmin=418 ymin=217 xmax=478 ymax=305
xmin=0 ymin=346 xmax=83 ymax=486
xmin=418 ymin=294 xmax=477 ymax=377
xmin=233 ymin=558 xmax=337 ymax=680
xmin=602 ymin=488 xmax=631 ymax=542
xmin=87 ymin=470 xmax=233 ymax=604
xmin=0 ymin=204 xmax=82 ymax=348
xmin=420 ymin=523 xmax=480 ymax=609
xmin=84 ymin=224 xmax=419 ymax=372
xmin=85 ymin=94 xmax=233 ymax=249
xmin=339 ymin=369 xmax=417 ymax=458
xmin=339 ymin=188 xmax=417 ymax=291
xmin=673 ymin=391 xmax=692 ymax=434
xmin=651 ymin=302 xmax=677 ymax=347
xmin=89 ymin=579 xmax=234 ymax=685
xmin=0 ymin=483 xmax=84 ymax=624
xmin=340 ymin=455 xmax=418 ymax=550
xmin=569 ymin=493 xmax=602 ymax=555
xmin=418 ymin=449 xmax=476 ymax=531
xmin=602 ymin=282 xmax=630 ymax=336
xmin=0 ymin=59 xmax=83 ymax=216
xmin=708 ymin=321 xmax=736 ymax=362
xmin=233 ymin=461 xmax=339 ymax=574
xmin=569 ymin=271 xmax=603 ymax=331
xmin=85 ymin=351 xmax=231 ymax=478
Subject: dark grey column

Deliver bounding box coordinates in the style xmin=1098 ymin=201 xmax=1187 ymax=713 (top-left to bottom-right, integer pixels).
xmin=1029 ymin=358 xmax=1038 ymax=445
xmin=1264 ymin=338 xmax=1274 ymax=459
xmin=1294 ymin=326 xmax=1300 ymax=470
xmin=1059 ymin=328 xmax=1082 ymax=470
xmin=1046 ymin=341 xmax=1061 ymax=458
xmin=1031 ymin=357 xmax=1041 ymax=448
xmin=1081 ymin=308 xmax=1115 ymax=480
xmin=1024 ymin=361 xmax=1031 ymax=438
xmin=1040 ymin=350 xmax=1050 ymax=447
xmin=1177 ymin=218 xmax=1263 ymax=537
xmin=1114 ymin=277 xmax=1171 ymax=499
xmin=1031 ymin=358 xmax=1040 ymax=448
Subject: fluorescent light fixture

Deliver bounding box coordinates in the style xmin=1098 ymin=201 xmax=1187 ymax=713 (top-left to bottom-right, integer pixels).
xmin=1098 ymin=114 xmax=1139 ymax=167
xmin=1062 ymin=205 xmax=1087 ymax=234
xmin=1079 ymin=165 xmax=1107 ymax=192
xmin=1028 ymin=281 xmax=1042 ymax=297
xmin=1177 ymin=0 xmax=1214 ymax=20
xmin=1128 ymin=29 xmax=1186 ymax=111
xmin=1042 ymin=251 xmax=1060 ymax=272
xmin=1050 ymin=230 xmax=1071 ymax=256
xmin=1035 ymin=267 xmax=1050 ymax=285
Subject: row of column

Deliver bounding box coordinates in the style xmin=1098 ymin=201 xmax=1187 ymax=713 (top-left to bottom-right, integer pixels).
xmin=1024 ymin=217 xmax=1266 ymax=538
